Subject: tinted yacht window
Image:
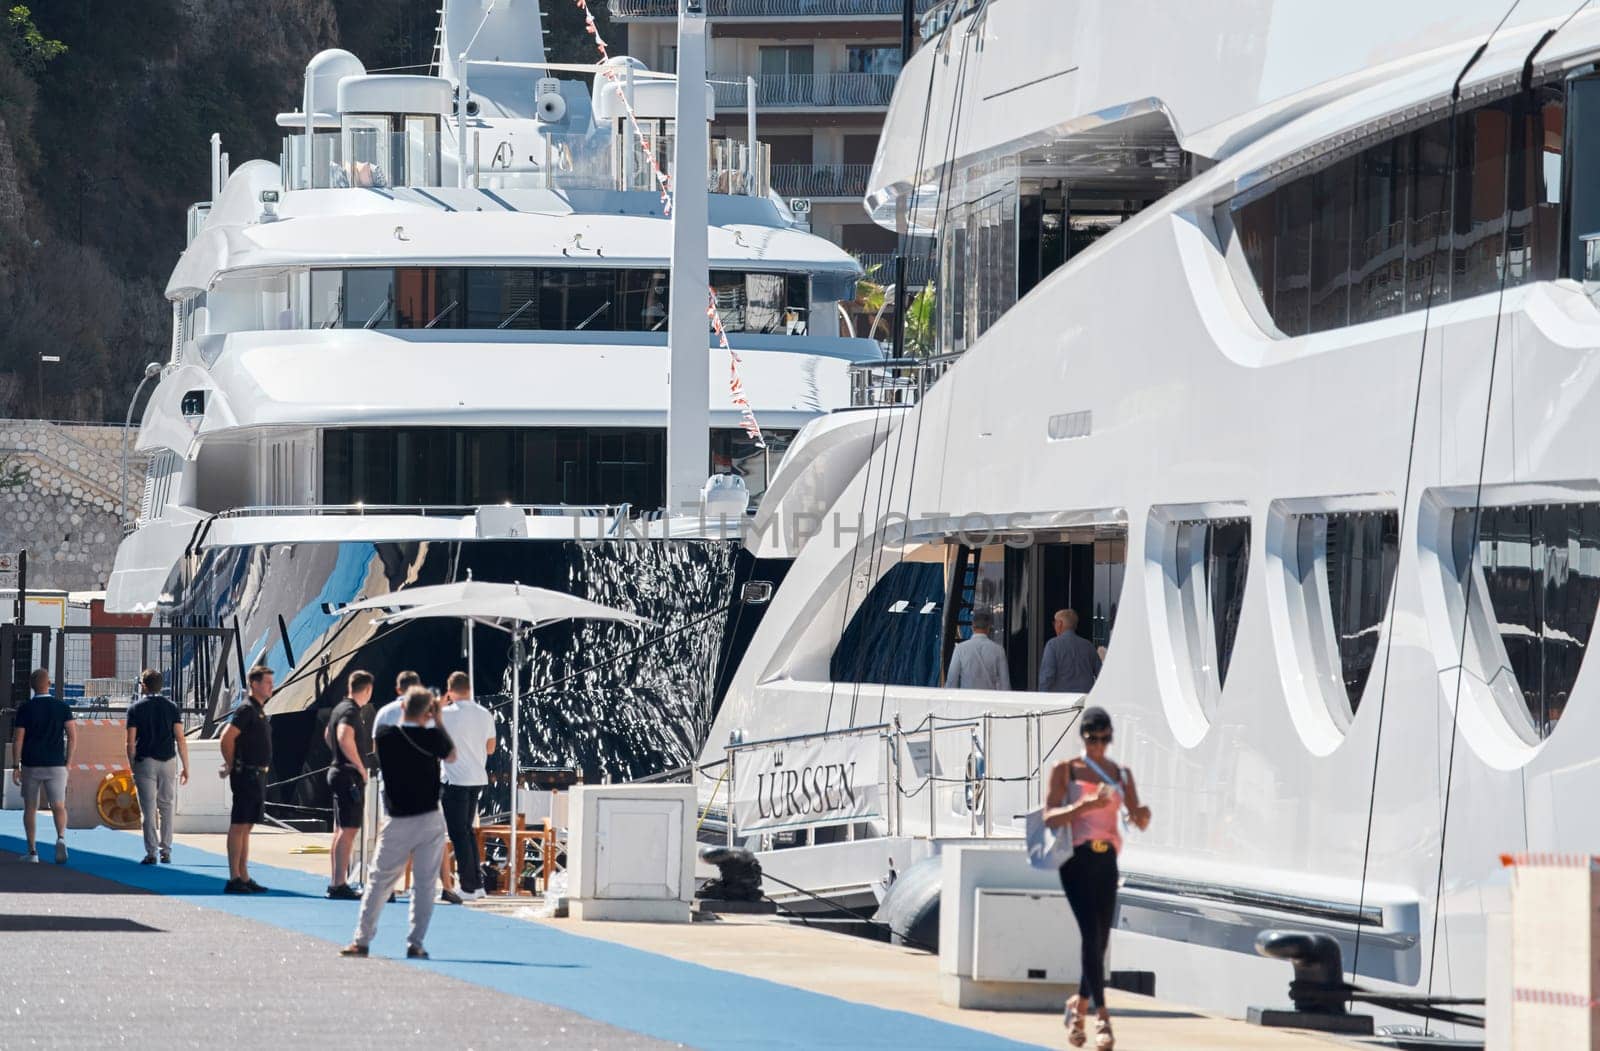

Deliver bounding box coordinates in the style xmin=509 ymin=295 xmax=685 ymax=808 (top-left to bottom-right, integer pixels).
xmin=1171 ymin=518 xmax=1252 ymax=710
xmin=1228 ymin=81 xmax=1567 ymax=335
xmin=315 ymin=267 xmax=810 ymax=334
xmin=1296 ymin=511 xmax=1399 ymax=713
xmin=1456 ymin=503 xmax=1600 ymax=738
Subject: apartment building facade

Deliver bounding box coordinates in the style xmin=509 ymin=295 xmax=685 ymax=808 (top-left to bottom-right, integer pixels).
xmin=611 ymin=0 xmax=935 ymax=298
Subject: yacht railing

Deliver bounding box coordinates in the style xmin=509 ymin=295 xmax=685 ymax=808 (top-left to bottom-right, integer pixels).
xmin=846 ymin=353 xmax=959 ymax=408
xmin=614 ymin=0 xmax=938 ymax=15
xmin=714 ymin=705 xmax=1084 ymax=845
xmin=917 ymin=0 xmax=984 ymax=39
xmin=283 ymin=125 xmax=771 ymax=196
xmin=210 ymin=503 xmax=627 ymax=520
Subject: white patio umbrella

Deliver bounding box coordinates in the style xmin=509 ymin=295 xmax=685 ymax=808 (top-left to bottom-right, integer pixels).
xmin=340 ymin=580 xmax=647 ymax=896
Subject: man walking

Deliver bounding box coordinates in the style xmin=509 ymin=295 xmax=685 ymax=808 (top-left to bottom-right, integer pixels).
xmin=325 ymin=669 xmax=374 ymax=900
xmin=342 ymin=686 xmax=455 ymax=960
xmin=126 ymin=669 xmax=189 ymax=865
xmin=1038 ymin=609 xmax=1102 ymax=694
xmin=11 ymin=669 xmax=74 ymax=864
xmin=439 ymin=670 xmax=496 ymax=902
xmin=946 ymin=611 xmax=1011 ymax=691
xmin=219 ymin=665 xmax=273 ymax=894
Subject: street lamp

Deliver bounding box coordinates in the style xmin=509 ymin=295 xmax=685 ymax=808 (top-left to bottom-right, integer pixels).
xmin=122 ymin=362 xmax=162 ymax=529
xmin=36 ymin=354 xmax=61 ymax=416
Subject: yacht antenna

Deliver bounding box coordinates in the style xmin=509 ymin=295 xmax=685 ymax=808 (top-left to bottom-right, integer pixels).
xmin=665 ymin=0 xmax=711 ymax=517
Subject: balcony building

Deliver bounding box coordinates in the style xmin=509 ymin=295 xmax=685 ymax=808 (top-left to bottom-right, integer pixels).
xmin=613 ymin=0 xmax=935 ymax=302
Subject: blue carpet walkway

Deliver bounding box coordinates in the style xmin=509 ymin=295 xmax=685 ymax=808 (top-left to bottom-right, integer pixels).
xmin=0 ymin=813 xmax=1043 ymax=1050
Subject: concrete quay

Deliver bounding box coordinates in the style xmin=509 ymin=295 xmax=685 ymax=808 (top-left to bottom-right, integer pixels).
xmin=0 ymin=815 xmax=1342 ymax=1050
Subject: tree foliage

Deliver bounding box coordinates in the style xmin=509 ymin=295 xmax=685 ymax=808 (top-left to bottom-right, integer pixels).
xmin=0 ymin=1 xmax=621 ymax=420
xmin=5 ymin=6 xmax=64 ymax=74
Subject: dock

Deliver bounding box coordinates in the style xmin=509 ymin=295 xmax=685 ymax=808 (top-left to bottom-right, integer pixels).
xmin=0 ymin=813 xmax=1341 ymax=1049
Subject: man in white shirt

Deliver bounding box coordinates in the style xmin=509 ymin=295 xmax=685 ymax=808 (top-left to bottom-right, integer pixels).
xmin=438 ymin=671 xmax=497 ymax=902
xmin=371 ymin=669 xmax=421 ymax=735
xmin=946 ymin=610 xmax=1011 ymax=691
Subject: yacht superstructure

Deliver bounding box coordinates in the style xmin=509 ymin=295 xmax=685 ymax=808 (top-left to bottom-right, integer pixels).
xmin=107 ymin=0 xmax=882 ymax=792
xmin=705 ymin=0 xmax=1600 ymax=1025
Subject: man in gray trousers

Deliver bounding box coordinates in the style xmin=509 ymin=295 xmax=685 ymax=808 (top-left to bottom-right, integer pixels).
xmin=125 ymin=669 xmax=190 ymax=864
xmin=341 ymin=686 xmax=455 ymax=960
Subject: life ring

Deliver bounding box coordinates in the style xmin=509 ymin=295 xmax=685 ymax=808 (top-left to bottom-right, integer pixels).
xmin=964 ymin=749 xmax=986 ymax=814
xmin=97 ymin=771 xmax=142 ymax=829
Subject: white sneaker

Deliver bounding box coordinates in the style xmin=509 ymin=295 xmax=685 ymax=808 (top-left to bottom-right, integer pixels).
xmin=53 ymin=839 xmax=67 ymax=865
xmin=23 ymin=851 xmax=38 ymax=863
xmin=468 ymin=888 xmax=487 ymax=901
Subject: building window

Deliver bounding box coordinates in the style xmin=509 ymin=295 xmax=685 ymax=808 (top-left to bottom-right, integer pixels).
xmin=847 ymin=45 xmax=902 ymax=77
xmin=1228 ymin=82 xmax=1566 ymax=336
xmin=1455 ymin=503 xmax=1600 ymax=739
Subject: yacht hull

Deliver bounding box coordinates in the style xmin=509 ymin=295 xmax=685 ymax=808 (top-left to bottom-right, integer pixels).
xmin=163 ymin=536 xmax=766 ymax=822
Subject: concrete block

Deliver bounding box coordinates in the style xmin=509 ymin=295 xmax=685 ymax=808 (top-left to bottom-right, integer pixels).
xmin=568 ymin=783 xmax=696 ymax=924
xmin=175 ymin=739 xmax=230 ymax=833
xmin=939 ymin=843 xmax=1078 ymax=1011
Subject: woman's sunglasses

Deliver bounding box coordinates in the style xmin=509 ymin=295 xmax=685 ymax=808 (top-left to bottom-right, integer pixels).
xmin=1083 ymin=732 xmax=1112 ymax=744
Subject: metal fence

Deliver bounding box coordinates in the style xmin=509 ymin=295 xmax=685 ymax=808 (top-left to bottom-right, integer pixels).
xmin=851 ymin=252 xmax=936 ymax=289
xmin=49 ymin=625 xmax=238 ymax=733
xmin=771 ymin=163 xmax=870 ymax=200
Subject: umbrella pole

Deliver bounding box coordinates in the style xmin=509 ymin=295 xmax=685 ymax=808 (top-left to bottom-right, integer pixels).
xmin=507 ymin=629 xmax=521 ymax=898
xmin=466 ymin=620 xmax=475 ymax=696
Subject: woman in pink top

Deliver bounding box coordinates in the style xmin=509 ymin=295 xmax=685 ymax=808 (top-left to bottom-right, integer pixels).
xmin=1044 ymin=707 xmax=1151 ymax=1050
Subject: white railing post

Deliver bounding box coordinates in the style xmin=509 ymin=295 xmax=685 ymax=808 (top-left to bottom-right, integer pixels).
xmin=892 ymin=713 xmax=902 ymax=838
xmin=209 ymin=133 xmax=222 ymax=200
xmin=927 ymin=718 xmax=936 ymax=840
xmin=746 ymin=75 xmax=757 ymax=194
xmin=725 ymin=746 xmax=736 ymax=847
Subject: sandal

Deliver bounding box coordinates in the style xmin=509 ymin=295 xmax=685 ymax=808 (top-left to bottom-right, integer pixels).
xmin=1094 ymin=1017 xmax=1115 ymax=1050
xmin=1063 ymin=996 xmax=1087 ymax=1047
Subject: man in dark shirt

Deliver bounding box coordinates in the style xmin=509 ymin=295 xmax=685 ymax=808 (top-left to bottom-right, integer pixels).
xmin=342 ymin=686 xmax=455 ymax=960
xmin=325 ymin=669 xmax=374 ymax=900
xmin=125 ymin=669 xmax=190 ymax=865
xmin=219 ymin=665 xmax=274 ymax=894
xmin=11 ymin=669 xmax=75 ymax=864
xmin=1038 ymin=609 xmax=1103 ymax=694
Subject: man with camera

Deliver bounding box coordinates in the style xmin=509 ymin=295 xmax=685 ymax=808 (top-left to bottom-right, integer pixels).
xmin=341 ymin=685 xmax=455 ymax=960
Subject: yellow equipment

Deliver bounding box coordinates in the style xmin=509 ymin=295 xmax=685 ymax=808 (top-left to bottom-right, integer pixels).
xmin=96 ymin=771 xmax=141 ymax=829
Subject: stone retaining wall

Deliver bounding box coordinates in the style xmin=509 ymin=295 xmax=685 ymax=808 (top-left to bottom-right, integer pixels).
xmin=0 ymin=420 xmax=147 ymax=592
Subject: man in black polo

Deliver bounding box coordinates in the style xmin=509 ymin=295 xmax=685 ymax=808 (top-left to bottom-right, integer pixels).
xmin=219 ymin=665 xmax=274 ymax=894
xmin=125 ymin=669 xmax=190 ymax=865
xmin=325 ymin=669 xmax=374 ymax=900
xmin=11 ymin=669 xmax=75 ymax=864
